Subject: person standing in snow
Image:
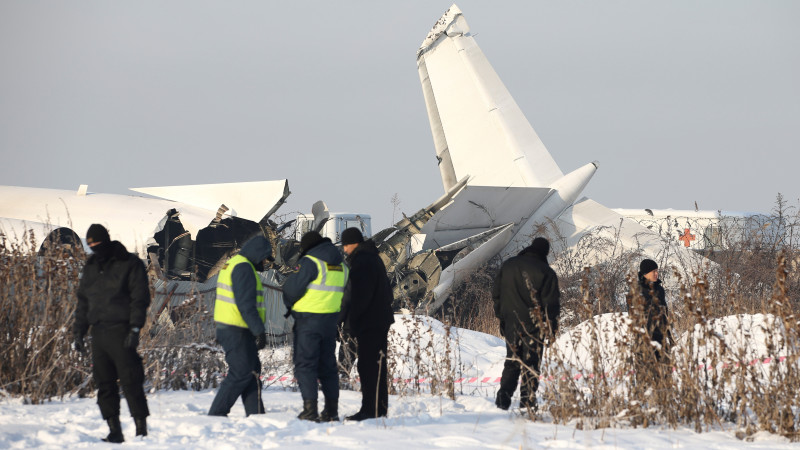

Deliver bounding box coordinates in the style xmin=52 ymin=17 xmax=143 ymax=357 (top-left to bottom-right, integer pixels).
xmin=339 ymin=227 xmax=395 ymax=421
xmin=72 ymin=224 xmax=151 ymax=443
xmin=630 ymin=258 xmax=672 ymax=361
xmin=282 ymin=231 xmax=348 ymax=422
xmin=492 ymin=237 xmax=560 ymax=416
xmin=208 ymin=235 xmax=273 ymax=417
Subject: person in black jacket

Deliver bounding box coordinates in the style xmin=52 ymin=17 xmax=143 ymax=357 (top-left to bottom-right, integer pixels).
xmin=632 ymin=258 xmax=671 ymax=361
xmin=72 ymin=224 xmax=151 ymax=443
xmin=339 ymin=228 xmax=395 ymax=421
xmin=492 ymin=237 xmax=560 ymax=416
xmin=208 ymin=235 xmax=272 ymax=417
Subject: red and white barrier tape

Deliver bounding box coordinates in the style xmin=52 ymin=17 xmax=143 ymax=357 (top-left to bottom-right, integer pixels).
xmin=181 ymin=355 xmax=792 ymax=386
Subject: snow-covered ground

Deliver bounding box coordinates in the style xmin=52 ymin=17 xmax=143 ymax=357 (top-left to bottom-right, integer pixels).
xmin=0 ymin=314 xmax=796 ymax=449
xmin=1 ymin=387 xmax=794 ymax=449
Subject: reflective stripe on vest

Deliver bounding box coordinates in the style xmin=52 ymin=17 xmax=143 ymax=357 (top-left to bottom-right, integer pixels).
xmin=291 ymin=254 xmax=348 ymax=313
xmin=214 ymin=254 xmax=266 ymax=328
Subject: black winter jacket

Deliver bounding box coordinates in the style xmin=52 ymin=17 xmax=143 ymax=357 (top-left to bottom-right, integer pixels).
xmin=492 ymin=246 xmax=560 ymax=342
xmin=341 ymin=240 xmax=395 ymax=337
xmin=73 ymin=241 xmax=150 ymax=336
xmin=636 ymin=275 xmax=669 ymax=345
xmin=282 ymin=238 xmax=344 ymax=311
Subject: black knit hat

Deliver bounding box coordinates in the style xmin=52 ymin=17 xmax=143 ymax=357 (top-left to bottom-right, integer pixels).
xmin=86 ymin=224 xmax=110 ymax=245
xmin=639 ymin=258 xmax=658 ymax=275
xmin=530 ymin=237 xmax=550 ymax=257
xmin=299 ymin=231 xmax=324 ymax=255
xmin=341 ymin=227 xmax=364 ymax=245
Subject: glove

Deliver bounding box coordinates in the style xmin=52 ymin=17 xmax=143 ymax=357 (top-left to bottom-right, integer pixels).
xmin=123 ymin=328 xmax=140 ymax=350
xmin=72 ymin=334 xmax=86 ymax=355
xmin=255 ymin=333 xmax=267 ymax=350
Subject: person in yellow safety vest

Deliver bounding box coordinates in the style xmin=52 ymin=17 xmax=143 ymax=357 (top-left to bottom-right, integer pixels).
xmin=282 ymin=231 xmax=348 ymax=422
xmin=208 ymin=235 xmax=273 ymax=417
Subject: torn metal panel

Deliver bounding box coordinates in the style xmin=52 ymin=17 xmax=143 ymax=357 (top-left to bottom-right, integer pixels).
xmin=390 ymin=250 xmax=442 ymax=311
xmin=422 ymin=223 xmax=515 ymax=313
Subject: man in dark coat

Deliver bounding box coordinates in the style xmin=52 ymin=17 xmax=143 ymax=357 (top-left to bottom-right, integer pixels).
xmin=208 ymin=235 xmax=272 ymax=417
xmin=339 ymin=227 xmax=395 ymax=421
xmin=632 ymin=258 xmax=671 ymax=361
xmin=492 ymin=237 xmax=560 ymax=415
xmin=283 ymin=231 xmax=347 ymax=422
xmin=73 ymin=224 xmax=151 ymax=443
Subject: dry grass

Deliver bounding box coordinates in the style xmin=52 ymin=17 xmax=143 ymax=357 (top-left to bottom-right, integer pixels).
xmin=3 ymin=199 xmax=800 ymax=440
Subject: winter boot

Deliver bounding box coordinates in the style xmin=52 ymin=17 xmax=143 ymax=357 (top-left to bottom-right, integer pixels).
xmin=345 ymin=410 xmax=371 ymax=422
xmin=102 ymin=416 xmax=124 ymax=443
xmin=134 ymin=416 xmax=147 ymax=437
xmin=318 ymin=398 xmax=339 ymax=422
xmin=297 ymin=400 xmax=319 ymax=422
xmin=495 ymin=390 xmax=512 ymax=411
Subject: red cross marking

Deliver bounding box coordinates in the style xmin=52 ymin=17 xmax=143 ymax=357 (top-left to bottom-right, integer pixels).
xmin=678 ymin=228 xmax=696 ymax=247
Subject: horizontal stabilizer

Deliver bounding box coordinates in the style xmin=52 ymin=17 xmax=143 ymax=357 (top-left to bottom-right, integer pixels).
xmin=420 ymin=185 xmax=552 ymax=248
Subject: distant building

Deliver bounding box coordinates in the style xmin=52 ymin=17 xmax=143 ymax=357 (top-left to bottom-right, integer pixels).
xmin=613 ymin=208 xmax=787 ymax=252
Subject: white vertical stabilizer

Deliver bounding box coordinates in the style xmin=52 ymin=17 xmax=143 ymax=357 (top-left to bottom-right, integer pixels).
xmin=417 ymin=4 xmax=563 ymax=190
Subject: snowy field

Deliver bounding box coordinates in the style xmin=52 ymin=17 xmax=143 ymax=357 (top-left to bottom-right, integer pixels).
xmin=1 ymin=388 xmax=794 ymax=449
xmin=1 ymin=313 xmax=796 ymax=449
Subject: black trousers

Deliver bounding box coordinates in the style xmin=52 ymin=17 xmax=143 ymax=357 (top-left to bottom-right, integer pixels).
xmin=355 ymin=329 xmax=389 ymax=417
xmin=293 ymin=312 xmax=339 ymax=403
xmin=91 ymin=323 xmax=149 ymax=420
xmin=208 ymin=326 xmax=264 ymax=416
xmin=499 ymin=335 xmax=544 ymax=409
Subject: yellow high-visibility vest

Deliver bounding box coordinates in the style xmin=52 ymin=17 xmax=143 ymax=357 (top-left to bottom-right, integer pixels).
xmin=214 ymin=254 xmax=266 ymax=328
xmin=292 ymin=255 xmax=348 ymax=313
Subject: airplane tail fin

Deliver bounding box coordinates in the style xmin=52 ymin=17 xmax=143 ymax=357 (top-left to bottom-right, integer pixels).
xmin=417 ymin=5 xmax=563 ymax=190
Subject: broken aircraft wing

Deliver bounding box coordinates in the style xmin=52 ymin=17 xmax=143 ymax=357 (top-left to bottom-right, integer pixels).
xmin=0 ymin=184 xmax=234 ymax=254
xmin=0 ymin=181 xmax=291 ymax=280
xmin=131 ymin=179 xmax=290 ymax=225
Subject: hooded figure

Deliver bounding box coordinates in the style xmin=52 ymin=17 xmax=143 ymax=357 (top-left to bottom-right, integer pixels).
xmin=492 ymin=237 xmax=560 ymax=416
xmin=73 ymin=224 xmax=151 ymax=443
xmin=208 ymin=235 xmax=273 ymax=417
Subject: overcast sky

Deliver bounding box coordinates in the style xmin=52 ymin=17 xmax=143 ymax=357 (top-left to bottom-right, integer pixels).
xmin=1 ymin=1 xmax=798 ymax=231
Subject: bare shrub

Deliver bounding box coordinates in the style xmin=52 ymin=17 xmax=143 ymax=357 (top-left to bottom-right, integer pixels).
xmin=3 ymin=196 xmax=800 ymax=441
xmin=0 ymin=229 xmax=91 ymax=403
xmin=0 ymin=229 xmax=291 ymax=401
xmin=440 ymin=263 xmax=500 ymax=336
